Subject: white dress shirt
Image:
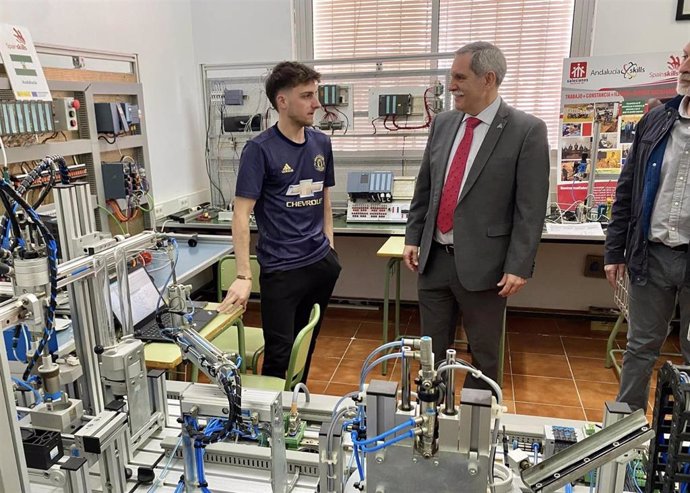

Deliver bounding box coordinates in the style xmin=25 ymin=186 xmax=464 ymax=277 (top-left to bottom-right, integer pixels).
xmin=435 ymin=96 xmax=502 ymax=245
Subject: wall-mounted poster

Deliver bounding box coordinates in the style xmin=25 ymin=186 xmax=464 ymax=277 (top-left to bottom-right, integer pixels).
xmin=557 ymin=52 xmax=681 ymax=208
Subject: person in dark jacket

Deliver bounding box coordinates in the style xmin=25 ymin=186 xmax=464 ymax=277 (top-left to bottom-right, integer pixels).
xmin=604 ymin=42 xmax=690 ymax=412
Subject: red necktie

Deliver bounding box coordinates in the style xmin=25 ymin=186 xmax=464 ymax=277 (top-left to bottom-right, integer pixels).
xmin=436 ymin=116 xmax=482 ymax=234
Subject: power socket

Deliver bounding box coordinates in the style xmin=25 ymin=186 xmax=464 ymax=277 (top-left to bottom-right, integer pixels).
xmin=178 ymin=197 xmax=190 ymax=211
xmin=154 ymin=205 xmax=164 ymax=219
xmin=584 ymin=255 xmax=606 ymax=278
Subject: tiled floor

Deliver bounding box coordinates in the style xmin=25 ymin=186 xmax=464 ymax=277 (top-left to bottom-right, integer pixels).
xmin=241 ymin=302 xmax=684 ymax=423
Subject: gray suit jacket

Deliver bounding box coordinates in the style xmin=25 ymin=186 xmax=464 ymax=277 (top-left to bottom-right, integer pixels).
xmin=404 ymin=100 xmax=550 ymax=291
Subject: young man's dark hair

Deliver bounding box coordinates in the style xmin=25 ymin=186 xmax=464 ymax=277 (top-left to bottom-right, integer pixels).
xmin=265 ymin=62 xmax=321 ymax=109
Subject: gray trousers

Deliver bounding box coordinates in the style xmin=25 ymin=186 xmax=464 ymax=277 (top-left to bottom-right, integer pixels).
xmin=618 ymin=242 xmax=690 ymax=412
xmin=418 ymin=243 xmax=506 ymax=392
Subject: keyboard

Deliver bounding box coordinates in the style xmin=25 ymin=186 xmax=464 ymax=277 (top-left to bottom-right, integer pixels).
xmin=134 ymin=304 xmax=217 ymax=343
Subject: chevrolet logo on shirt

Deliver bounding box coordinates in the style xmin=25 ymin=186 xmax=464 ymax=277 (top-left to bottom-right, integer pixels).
xmin=286 ymin=179 xmax=324 ymax=207
xmin=282 ymin=163 xmax=294 ymax=174
xmin=287 ymin=179 xmax=323 ymax=198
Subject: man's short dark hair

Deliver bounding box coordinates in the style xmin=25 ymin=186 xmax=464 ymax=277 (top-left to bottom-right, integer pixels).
xmin=265 ymin=61 xmax=321 ymax=109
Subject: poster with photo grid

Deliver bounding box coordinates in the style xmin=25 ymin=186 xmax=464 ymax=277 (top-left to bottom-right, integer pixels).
xmin=557 ymin=52 xmax=681 ymax=209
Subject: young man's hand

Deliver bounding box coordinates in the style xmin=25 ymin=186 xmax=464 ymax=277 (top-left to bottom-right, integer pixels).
xmin=218 ymin=279 xmax=252 ymax=312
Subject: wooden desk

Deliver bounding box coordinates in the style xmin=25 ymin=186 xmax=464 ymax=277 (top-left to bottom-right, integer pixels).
xmin=144 ymin=303 xmax=244 ymax=372
xmin=376 ymin=236 xmax=405 ymax=374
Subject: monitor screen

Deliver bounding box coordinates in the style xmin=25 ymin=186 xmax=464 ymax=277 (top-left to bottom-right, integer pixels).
xmin=110 ymin=268 xmax=161 ymax=327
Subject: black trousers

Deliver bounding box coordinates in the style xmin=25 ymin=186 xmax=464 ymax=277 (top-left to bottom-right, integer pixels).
xmin=259 ymin=249 xmax=341 ymax=382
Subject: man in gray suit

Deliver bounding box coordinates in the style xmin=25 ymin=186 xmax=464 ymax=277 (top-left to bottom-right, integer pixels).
xmin=403 ymin=42 xmax=550 ymax=391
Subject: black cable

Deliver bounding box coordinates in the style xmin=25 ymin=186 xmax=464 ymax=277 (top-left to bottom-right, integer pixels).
xmin=371 ymin=117 xmax=382 ymax=135
xmin=332 ymin=106 xmax=350 ymax=134
xmin=205 ymin=98 xmax=226 ymax=206
xmin=40 ymin=133 xmax=59 ymax=144
xmin=32 ymin=169 xmax=56 ymax=209
xmin=0 ymin=189 xmax=23 ymax=250
xmin=1 ymin=159 xmax=53 ymax=244
xmin=383 ymin=115 xmax=397 ymax=131
xmin=0 ymin=182 xmax=59 ymax=380
xmin=53 ymin=156 xmax=71 ymax=184
xmin=98 ymin=134 xmax=117 ymax=145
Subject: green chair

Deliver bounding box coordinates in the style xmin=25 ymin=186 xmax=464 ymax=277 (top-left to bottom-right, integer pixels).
xmin=216 ymin=255 xmax=265 ymax=373
xmin=241 ymin=303 xmax=321 ymax=391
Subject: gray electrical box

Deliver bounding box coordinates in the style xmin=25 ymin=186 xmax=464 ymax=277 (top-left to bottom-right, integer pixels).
xmin=101 ymin=162 xmax=127 ymax=199
xmin=224 ymin=89 xmax=244 ymax=106
xmin=346 ymin=171 xmax=394 ymax=194
xmin=121 ymin=103 xmax=140 ymax=125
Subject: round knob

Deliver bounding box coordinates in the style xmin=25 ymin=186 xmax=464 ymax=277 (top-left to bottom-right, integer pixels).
xmin=71 ymin=99 xmax=81 ymax=110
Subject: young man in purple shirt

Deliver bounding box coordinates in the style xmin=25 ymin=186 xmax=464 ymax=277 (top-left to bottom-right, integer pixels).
xmin=218 ymin=62 xmax=341 ymax=383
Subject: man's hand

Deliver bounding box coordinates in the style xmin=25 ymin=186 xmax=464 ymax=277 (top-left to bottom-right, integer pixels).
xmin=497 ymin=273 xmax=527 ymax=297
xmin=218 ymin=279 xmax=252 ymax=312
xmin=604 ymin=263 xmax=625 ymax=289
xmin=403 ymin=245 xmax=419 ymax=272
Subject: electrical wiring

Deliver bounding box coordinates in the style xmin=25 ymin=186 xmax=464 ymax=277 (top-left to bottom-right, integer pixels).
xmin=332 ymin=106 xmax=350 ymax=134
xmin=106 ymin=199 xmax=139 ymax=222
xmin=98 ymin=134 xmax=117 ymax=145
xmin=31 ymin=167 xmax=56 ymax=210
xmin=391 ymin=87 xmax=433 ymax=130
xmin=145 ymin=192 xmax=155 ymax=208
xmin=244 ymin=89 xmax=266 ymax=133
xmin=370 ymin=116 xmax=383 ymax=134
xmin=0 ymin=157 xmax=58 ymax=248
xmin=382 ymin=115 xmax=397 ymax=131
xmin=0 ymin=181 xmax=59 ymax=381
xmin=205 ymin=98 xmax=226 ymax=205
xmin=40 ymin=132 xmax=66 ymax=144
xmin=0 ymin=192 xmax=23 ymax=251
xmin=97 ymin=205 xmax=127 ymax=235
